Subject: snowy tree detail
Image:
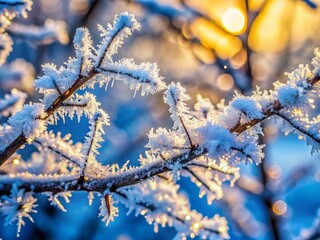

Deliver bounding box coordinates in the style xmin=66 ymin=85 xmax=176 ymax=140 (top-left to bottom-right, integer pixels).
xmin=0 ymin=11 xmax=319 ymax=240
xmin=0 ymin=11 xmax=165 ymax=166
xmin=99 ymin=194 xmax=119 ymax=226
xmin=0 ymin=184 xmax=37 ymax=237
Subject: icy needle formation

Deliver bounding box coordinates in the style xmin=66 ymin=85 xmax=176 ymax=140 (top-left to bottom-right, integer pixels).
xmin=0 ymin=12 xmax=319 ymax=239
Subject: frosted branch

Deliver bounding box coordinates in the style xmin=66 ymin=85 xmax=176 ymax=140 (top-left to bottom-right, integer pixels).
xmin=0 ymin=11 xmax=320 ymax=239
xmin=0 ymin=12 xmax=164 ymax=165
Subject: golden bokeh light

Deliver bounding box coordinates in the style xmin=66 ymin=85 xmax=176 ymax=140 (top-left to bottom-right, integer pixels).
xmin=193 ymin=222 xmax=202 ymax=230
xmin=248 ymin=1 xmax=290 ymax=53
xmin=12 ymin=158 xmax=20 ymax=165
xmin=230 ymin=48 xmax=247 ymax=69
xmin=268 ymin=165 xmax=282 ymax=179
xmin=272 ymin=200 xmax=287 ymax=216
xmin=217 ymin=74 xmax=234 ymax=91
xmin=70 ymin=0 xmax=89 ymax=15
xmin=191 ymin=45 xmax=216 ymax=64
xmin=248 ymin=0 xmax=266 ymax=11
xmin=222 ymin=7 xmax=246 ymax=34
xmin=190 ymin=18 xmax=242 ymax=59
xmin=187 ymin=0 xmax=320 ymax=56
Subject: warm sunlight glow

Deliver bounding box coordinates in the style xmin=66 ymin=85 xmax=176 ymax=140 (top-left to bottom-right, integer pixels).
xmin=272 ymin=200 xmax=287 ymax=216
xmin=12 ymin=158 xmax=20 ymax=165
xmin=193 ymin=222 xmax=202 ymax=229
xmin=222 ymin=7 xmax=246 ymax=34
xmin=190 ymin=18 xmax=242 ymax=59
xmin=230 ymin=49 xmax=247 ymax=69
xmin=217 ymin=74 xmax=234 ymax=91
xmin=191 ymin=45 xmax=215 ymax=64
xmin=249 ymin=0 xmax=265 ymax=11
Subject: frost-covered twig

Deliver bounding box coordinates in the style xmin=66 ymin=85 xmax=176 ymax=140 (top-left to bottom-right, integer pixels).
xmin=0 ymin=53 xmax=319 ymax=194
xmin=0 ymin=12 xmax=165 ymax=165
xmin=80 ymin=111 xmax=109 ymax=177
xmin=276 ymin=111 xmax=320 ymax=152
xmin=0 ymin=11 xmax=320 ymax=239
xmin=114 ymin=190 xmax=224 ymax=237
xmin=33 ymin=131 xmax=82 ymax=168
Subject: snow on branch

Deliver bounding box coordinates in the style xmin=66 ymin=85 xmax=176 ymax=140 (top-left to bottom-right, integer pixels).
xmin=0 ymin=11 xmax=319 ymax=240
xmin=114 ymin=179 xmax=229 ymax=239
xmin=94 ymin=12 xmax=141 ymax=67
xmin=33 ymin=131 xmax=83 ymax=168
xmin=0 ymin=11 xmax=165 ymax=165
xmin=7 ymin=103 xmax=47 ymax=142
xmin=80 ymin=110 xmax=109 ymax=177
xmin=164 ymin=82 xmax=194 ymax=147
xmin=277 ymin=110 xmax=320 ymax=153
xmin=182 ymin=158 xmax=240 ymax=204
xmin=98 ymin=193 xmax=119 ymax=226
xmin=97 ymin=59 xmax=165 ymax=96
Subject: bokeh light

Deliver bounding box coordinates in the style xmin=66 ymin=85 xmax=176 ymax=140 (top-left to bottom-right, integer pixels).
xmin=222 ymin=7 xmax=246 ymax=34
xmin=268 ymin=165 xmax=282 ymax=179
xmin=272 ymin=200 xmax=288 ymax=216
xmin=217 ymin=74 xmax=234 ymax=91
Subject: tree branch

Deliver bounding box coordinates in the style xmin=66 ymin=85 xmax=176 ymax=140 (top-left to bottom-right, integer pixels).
xmin=168 ymin=90 xmax=194 ymax=148
xmin=0 ymin=74 xmax=319 ymax=195
xmin=183 ymin=167 xmax=212 ymax=193
xmin=0 ymin=68 xmax=97 ymax=166
xmin=33 ymin=139 xmax=80 ymax=167
xmin=115 ymin=190 xmax=222 ymax=236
xmin=188 ymin=162 xmax=236 ymax=176
xmin=276 ymin=112 xmax=320 ymax=144
xmin=0 ymin=16 xmax=135 ymax=166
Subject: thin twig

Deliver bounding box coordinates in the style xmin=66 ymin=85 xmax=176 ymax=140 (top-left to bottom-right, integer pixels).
xmin=114 ymin=190 xmax=223 ymax=236
xmin=33 ymin=139 xmax=80 ymax=167
xmin=0 ymin=22 xmax=132 ymax=166
xmin=169 ymin=90 xmax=194 ymax=148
